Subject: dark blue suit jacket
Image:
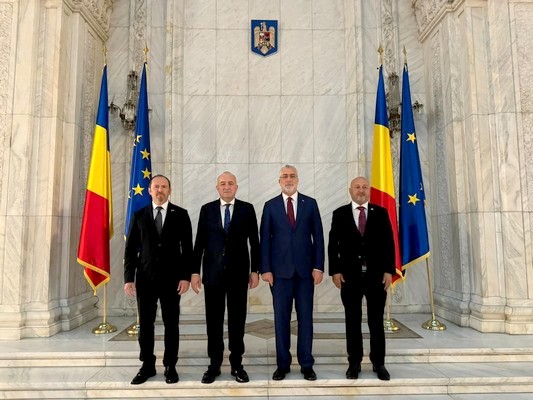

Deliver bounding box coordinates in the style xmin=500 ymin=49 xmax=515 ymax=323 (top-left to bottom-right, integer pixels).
xmin=259 ymin=193 xmax=324 ymax=278
xmin=193 ymin=199 xmax=259 ymax=287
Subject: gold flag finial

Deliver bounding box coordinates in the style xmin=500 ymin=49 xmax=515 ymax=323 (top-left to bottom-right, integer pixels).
xmin=378 ymin=44 xmax=383 ymax=66
xmin=143 ymin=43 xmax=149 ymax=64
xmin=403 ymin=45 xmax=407 ymax=65
xmin=103 ymin=44 xmax=108 ymax=65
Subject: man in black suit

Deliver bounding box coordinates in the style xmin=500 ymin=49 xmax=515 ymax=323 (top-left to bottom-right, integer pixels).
xmin=124 ymin=174 xmax=193 ymax=385
xmin=191 ymin=171 xmax=259 ymax=384
xmin=260 ymin=165 xmax=325 ymax=381
xmin=328 ymin=176 xmax=394 ymax=381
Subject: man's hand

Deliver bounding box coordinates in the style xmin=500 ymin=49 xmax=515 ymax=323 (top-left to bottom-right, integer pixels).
xmin=124 ymin=282 xmax=136 ymax=297
xmin=261 ymin=272 xmax=274 ymax=286
xmin=312 ymin=269 xmax=323 ymax=285
xmin=191 ymin=274 xmax=202 ymax=294
xmin=382 ymin=273 xmax=392 ymax=291
xmin=177 ymin=280 xmax=190 ymax=295
xmin=332 ymin=273 xmax=345 ymax=289
xmin=249 ymin=272 xmax=259 ymax=289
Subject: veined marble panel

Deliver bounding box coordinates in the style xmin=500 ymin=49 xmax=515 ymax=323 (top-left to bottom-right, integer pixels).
xmin=109 ymin=0 xmax=129 ymax=27
xmin=280 ymin=96 xmax=314 ymax=163
xmin=344 ymin=0 xmax=355 ymax=28
xmin=279 ymin=0 xmax=312 ymax=30
xmin=147 ymin=27 xmax=166 ymax=94
xmin=345 ymin=26 xmax=357 ymax=94
xmin=183 ymin=29 xmax=216 ymax=95
xmin=249 ymin=96 xmax=281 ymax=163
xmin=216 ymin=0 xmax=248 ymax=30
xmin=184 ymin=0 xmax=215 ymax=29
xmin=312 ymin=0 xmax=344 ymax=30
xmin=216 ymin=29 xmax=248 ymax=95
xmin=182 ymin=163 xmax=216 ymax=233
xmin=361 ymin=27 xmax=380 ymax=94
xmin=183 ymin=95 xmax=216 ymax=163
xmin=345 ymin=93 xmax=360 ymax=163
xmin=216 ymin=96 xmax=249 ymax=163
xmin=280 ymin=30 xmax=313 ymax=96
xmin=249 ymin=0 xmax=279 ymax=20
xmin=249 ymin=48 xmax=280 ymax=96
xmin=249 ymin=164 xmax=284 ymax=217
xmin=149 ymin=0 xmax=166 ymax=28
xmin=314 ymin=96 xmax=347 ymax=163
xmin=313 ymin=30 xmax=345 ymax=95
xmin=147 ymin=93 xmax=166 ymax=163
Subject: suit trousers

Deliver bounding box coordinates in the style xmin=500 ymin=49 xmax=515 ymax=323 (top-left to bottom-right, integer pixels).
xmin=204 ymin=273 xmax=248 ymax=370
xmin=137 ymin=282 xmax=181 ymax=368
xmin=340 ymin=274 xmax=387 ymax=367
xmin=271 ymin=275 xmax=315 ymax=370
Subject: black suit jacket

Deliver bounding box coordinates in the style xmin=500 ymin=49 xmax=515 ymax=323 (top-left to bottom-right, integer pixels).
xmin=124 ymin=202 xmax=193 ymax=288
xmin=193 ymin=199 xmax=259 ymax=287
xmin=328 ymin=203 xmax=395 ymax=283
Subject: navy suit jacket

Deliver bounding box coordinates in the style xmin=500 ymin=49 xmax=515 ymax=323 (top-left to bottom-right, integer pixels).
xmin=328 ymin=202 xmax=395 ymax=284
xmin=259 ymin=193 xmax=324 ymax=279
xmin=193 ymin=199 xmax=259 ymax=287
xmin=124 ymin=202 xmax=193 ymax=288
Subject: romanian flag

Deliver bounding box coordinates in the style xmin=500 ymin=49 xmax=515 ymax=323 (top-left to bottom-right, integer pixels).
xmin=124 ymin=63 xmax=152 ymax=238
xmin=399 ymin=63 xmax=430 ymax=269
xmin=77 ymin=65 xmax=114 ymax=293
xmin=370 ymin=64 xmax=402 ymax=284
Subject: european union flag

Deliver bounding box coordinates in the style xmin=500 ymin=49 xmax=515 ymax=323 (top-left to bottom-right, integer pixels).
xmin=399 ymin=63 xmax=430 ymax=269
xmin=124 ymin=63 xmax=152 ymax=239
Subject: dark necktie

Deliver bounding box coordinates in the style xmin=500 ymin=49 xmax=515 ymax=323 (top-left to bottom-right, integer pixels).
xmin=155 ymin=206 xmax=163 ymax=236
xmin=357 ymin=206 xmax=366 ymax=235
xmin=223 ymin=203 xmax=231 ymax=233
xmin=287 ymin=197 xmax=296 ymax=228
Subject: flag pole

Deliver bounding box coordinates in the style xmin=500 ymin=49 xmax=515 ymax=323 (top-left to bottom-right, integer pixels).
xmin=421 ymin=259 xmax=446 ymax=330
xmin=384 ymin=290 xmax=400 ymax=332
xmin=92 ymin=283 xmax=117 ymax=334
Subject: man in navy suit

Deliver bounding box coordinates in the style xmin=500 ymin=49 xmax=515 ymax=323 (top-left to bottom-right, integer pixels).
xmin=328 ymin=176 xmax=394 ymax=381
xmin=260 ymin=165 xmax=325 ymax=381
xmin=124 ymin=175 xmax=193 ymax=385
xmin=192 ymin=171 xmax=260 ymax=384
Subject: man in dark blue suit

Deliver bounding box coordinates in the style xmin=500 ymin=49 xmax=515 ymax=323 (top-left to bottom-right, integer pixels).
xmin=192 ymin=171 xmax=260 ymax=384
xmin=124 ymin=175 xmax=193 ymax=385
xmin=328 ymin=176 xmax=394 ymax=381
xmin=260 ymin=165 xmax=325 ymax=381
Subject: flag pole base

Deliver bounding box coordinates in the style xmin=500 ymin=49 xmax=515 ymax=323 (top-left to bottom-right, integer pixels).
xmin=127 ymin=323 xmax=140 ymax=336
xmin=422 ymin=318 xmax=446 ymax=331
xmin=92 ymin=322 xmax=117 ymax=335
xmin=384 ymin=318 xmax=400 ymax=332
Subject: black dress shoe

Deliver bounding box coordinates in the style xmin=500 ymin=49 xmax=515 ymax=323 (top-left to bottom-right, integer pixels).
xmin=272 ymin=368 xmax=290 ymax=380
xmin=131 ymin=367 xmax=156 ymax=385
xmin=373 ymin=365 xmax=390 ymax=381
xmin=164 ymin=366 xmax=179 ymax=384
xmin=201 ymin=368 xmax=221 ymax=384
xmin=301 ymin=367 xmax=317 ymax=381
xmin=346 ymin=364 xmax=361 ymax=379
xmin=231 ymin=367 xmax=250 ymax=383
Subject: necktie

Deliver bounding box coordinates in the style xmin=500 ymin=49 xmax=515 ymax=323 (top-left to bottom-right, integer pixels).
xmin=287 ymin=197 xmax=296 ymax=228
xmin=223 ymin=204 xmax=231 ymax=233
xmin=155 ymin=206 xmax=163 ymax=236
xmin=357 ymin=206 xmax=366 ymax=235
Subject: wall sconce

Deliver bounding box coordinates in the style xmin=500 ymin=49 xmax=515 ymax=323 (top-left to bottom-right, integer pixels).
xmin=412 ymin=100 xmax=424 ymax=114
xmin=109 ymin=69 xmax=139 ymax=131
xmin=386 ymin=71 xmax=401 ymax=137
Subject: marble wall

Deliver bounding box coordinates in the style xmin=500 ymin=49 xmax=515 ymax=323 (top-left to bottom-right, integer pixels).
xmin=0 ymin=0 xmax=532 ymax=338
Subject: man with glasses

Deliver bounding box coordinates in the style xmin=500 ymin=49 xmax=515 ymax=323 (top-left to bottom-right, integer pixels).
xmin=259 ymin=165 xmax=325 ymax=381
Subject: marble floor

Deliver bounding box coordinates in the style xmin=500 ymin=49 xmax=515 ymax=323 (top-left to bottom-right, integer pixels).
xmin=0 ymin=313 xmax=532 ymax=399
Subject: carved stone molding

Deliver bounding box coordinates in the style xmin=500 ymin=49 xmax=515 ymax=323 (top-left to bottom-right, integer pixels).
xmin=64 ymin=0 xmax=114 ymax=40
xmin=0 ymin=3 xmax=13 ymax=194
xmin=412 ymin=0 xmax=458 ymax=41
xmin=133 ymin=0 xmax=147 ymax=71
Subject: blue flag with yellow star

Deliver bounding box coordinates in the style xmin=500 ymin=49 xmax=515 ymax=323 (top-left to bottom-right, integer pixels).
xmin=124 ymin=63 xmax=152 ymax=239
xmin=399 ymin=63 xmax=430 ymax=269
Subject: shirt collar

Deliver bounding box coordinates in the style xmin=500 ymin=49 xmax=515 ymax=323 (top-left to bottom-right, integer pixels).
xmin=282 ymin=192 xmax=299 ymax=202
xmin=352 ymin=201 xmax=368 ymax=210
xmin=220 ymin=198 xmax=235 ymax=206
xmin=152 ymin=201 xmax=169 ymax=211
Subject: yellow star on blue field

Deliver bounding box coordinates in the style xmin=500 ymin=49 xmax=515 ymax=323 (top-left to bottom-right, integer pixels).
xmin=133 ymin=135 xmax=142 ymax=146
xmin=140 ymin=148 xmax=150 ymax=159
xmin=408 ymin=193 xmax=420 ymax=205
xmin=141 ymin=168 xmax=151 ymax=179
xmin=407 ymin=132 xmax=416 ymax=143
xmin=132 ymin=184 xmax=145 ymax=196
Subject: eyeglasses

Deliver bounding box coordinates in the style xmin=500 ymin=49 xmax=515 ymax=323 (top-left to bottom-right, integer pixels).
xmin=279 ymin=174 xmax=298 ymax=179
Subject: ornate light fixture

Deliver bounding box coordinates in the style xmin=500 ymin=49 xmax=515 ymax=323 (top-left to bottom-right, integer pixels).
xmin=412 ymin=100 xmax=424 ymax=113
xmin=386 ymin=71 xmax=401 ymax=137
xmin=109 ymin=69 xmax=139 ymax=131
